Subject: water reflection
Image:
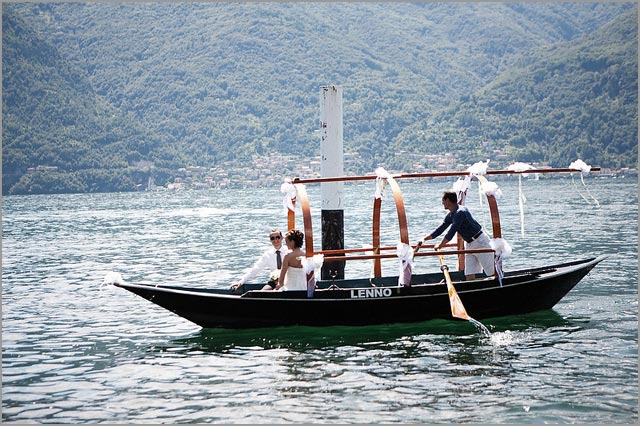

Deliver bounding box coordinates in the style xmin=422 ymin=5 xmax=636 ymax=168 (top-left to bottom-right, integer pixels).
xmin=161 ymin=309 xmax=575 ymax=355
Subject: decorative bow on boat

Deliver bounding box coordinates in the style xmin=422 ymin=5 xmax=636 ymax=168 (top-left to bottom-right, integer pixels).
xmin=569 ymin=159 xmax=592 ymax=175
xmin=452 ymin=175 xmax=472 ymax=201
xmin=461 ymin=159 xmax=490 ymax=206
xmin=374 ymin=166 xmax=391 ymax=199
xmin=302 ymin=254 xmax=324 ymax=298
xmin=396 ymin=242 xmax=414 ymax=287
xmin=281 ymin=178 xmax=297 ymax=212
xmin=467 ymin=159 xmax=490 ymax=176
xmin=490 ymin=237 xmax=512 ymax=287
xmin=569 ymin=159 xmax=600 ymax=207
xmin=479 ymin=178 xmax=502 ymax=199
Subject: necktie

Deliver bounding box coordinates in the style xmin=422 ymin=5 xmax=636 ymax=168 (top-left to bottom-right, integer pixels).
xmin=276 ymin=250 xmax=282 ymax=269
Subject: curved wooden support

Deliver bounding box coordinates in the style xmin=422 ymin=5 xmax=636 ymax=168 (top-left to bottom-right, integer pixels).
xmin=370 ymin=175 xmax=410 ymax=278
xmin=294 ymin=183 xmax=314 ymax=257
xmin=474 ymin=175 xmax=502 ymax=238
xmin=388 ymin=178 xmax=412 ymax=285
xmin=372 ymin=196 xmax=382 ymax=277
xmin=386 ymin=176 xmax=410 ymax=244
xmin=287 ymin=196 xmax=296 ymax=231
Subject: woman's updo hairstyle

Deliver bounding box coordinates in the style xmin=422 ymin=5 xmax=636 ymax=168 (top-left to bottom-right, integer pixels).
xmin=285 ymin=229 xmax=304 ymax=248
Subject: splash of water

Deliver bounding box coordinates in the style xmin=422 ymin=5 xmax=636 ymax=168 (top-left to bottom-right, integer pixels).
xmin=101 ymin=271 xmax=125 ymax=290
xmin=468 ymin=317 xmax=491 ymax=337
xmin=489 ymin=330 xmax=519 ymax=347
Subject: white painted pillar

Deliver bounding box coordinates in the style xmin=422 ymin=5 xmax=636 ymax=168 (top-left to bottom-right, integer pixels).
xmin=319 ymin=85 xmax=345 ymax=279
xmin=320 ymin=85 xmax=344 ymax=208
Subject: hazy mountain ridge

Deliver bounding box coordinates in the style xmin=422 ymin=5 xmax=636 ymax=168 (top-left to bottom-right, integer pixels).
xmin=2 ymin=2 xmax=637 ymax=194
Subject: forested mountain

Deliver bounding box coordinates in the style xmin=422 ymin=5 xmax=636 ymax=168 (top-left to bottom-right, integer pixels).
xmin=2 ymin=2 xmax=637 ymax=194
xmin=391 ymin=7 xmax=638 ymax=169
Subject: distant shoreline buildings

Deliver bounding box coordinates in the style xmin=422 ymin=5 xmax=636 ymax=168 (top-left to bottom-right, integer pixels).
xmin=146 ymin=152 xmax=637 ymax=191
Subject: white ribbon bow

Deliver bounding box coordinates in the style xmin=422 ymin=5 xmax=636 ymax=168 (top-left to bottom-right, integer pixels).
xmin=569 ymin=159 xmax=600 ymax=207
xmin=301 ymin=254 xmax=324 ymax=298
xmin=490 ymin=238 xmax=512 ymax=287
xmin=396 ymin=242 xmax=414 ymax=286
xmin=467 ymin=159 xmax=490 ymax=175
xmin=480 ymin=179 xmax=502 ymax=199
xmin=452 ymin=176 xmax=472 ymax=200
xmin=374 ymin=167 xmax=391 ymax=199
xmin=507 ymin=162 xmax=536 ymax=176
xmin=302 ymin=254 xmax=324 ymax=275
xmin=569 ymin=159 xmax=592 ymax=175
xmin=281 ymin=178 xmax=297 ymax=212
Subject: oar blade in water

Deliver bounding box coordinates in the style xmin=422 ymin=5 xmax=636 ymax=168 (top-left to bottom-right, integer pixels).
xmin=447 ymin=281 xmax=470 ymax=320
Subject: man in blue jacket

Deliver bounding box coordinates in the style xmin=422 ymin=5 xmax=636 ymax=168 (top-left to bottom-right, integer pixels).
xmin=418 ymin=190 xmax=494 ymax=280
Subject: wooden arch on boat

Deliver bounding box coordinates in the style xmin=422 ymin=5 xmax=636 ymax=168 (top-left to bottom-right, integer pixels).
xmin=465 ymin=174 xmax=502 ymax=239
xmin=288 ymin=166 xmax=599 ymax=277
xmin=372 ymin=175 xmax=410 ymax=277
xmin=292 ymin=183 xmax=314 ymax=257
xmin=283 ymin=183 xmax=317 ymax=285
xmin=287 ymin=199 xmax=296 ymax=231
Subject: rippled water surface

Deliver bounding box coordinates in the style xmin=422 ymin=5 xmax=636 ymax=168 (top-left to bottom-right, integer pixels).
xmin=2 ymin=177 xmax=637 ymax=423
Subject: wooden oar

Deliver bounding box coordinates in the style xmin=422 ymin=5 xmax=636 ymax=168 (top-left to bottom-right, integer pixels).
xmin=414 ymin=242 xmax=470 ymax=320
xmin=434 ymin=248 xmax=470 ymax=321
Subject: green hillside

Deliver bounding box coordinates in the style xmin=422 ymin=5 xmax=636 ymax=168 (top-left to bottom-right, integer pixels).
xmin=2 ymin=9 xmax=168 ymax=194
xmin=392 ymin=7 xmax=638 ymax=170
xmin=2 ymin=2 xmax=637 ymax=194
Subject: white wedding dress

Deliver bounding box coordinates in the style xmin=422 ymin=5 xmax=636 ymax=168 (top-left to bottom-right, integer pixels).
xmin=282 ymin=267 xmax=306 ymax=291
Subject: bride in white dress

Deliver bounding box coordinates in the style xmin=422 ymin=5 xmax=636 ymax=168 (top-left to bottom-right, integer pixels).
xmin=274 ymin=229 xmax=307 ymax=291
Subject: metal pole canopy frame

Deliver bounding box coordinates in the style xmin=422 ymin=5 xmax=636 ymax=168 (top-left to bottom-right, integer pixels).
xmin=286 ymin=167 xmax=600 ymax=277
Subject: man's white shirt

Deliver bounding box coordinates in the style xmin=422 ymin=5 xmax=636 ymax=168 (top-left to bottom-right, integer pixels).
xmin=238 ymin=245 xmax=291 ymax=284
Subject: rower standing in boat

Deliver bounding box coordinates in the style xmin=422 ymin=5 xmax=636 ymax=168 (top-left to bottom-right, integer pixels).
xmin=231 ymin=228 xmax=291 ymax=291
xmin=418 ymin=190 xmax=495 ymax=280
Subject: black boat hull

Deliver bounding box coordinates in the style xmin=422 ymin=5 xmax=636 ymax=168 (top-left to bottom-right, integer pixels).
xmin=114 ymin=256 xmax=605 ymax=328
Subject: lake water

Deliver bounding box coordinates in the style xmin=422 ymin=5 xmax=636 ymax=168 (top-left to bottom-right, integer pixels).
xmin=2 ymin=176 xmax=638 ymax=423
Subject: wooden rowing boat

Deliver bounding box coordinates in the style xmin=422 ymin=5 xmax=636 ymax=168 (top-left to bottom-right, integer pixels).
xmin=115 ymin=256 xmax=604 ymax=328
xmin=114 ymin=167 xmax=604 ymax=329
